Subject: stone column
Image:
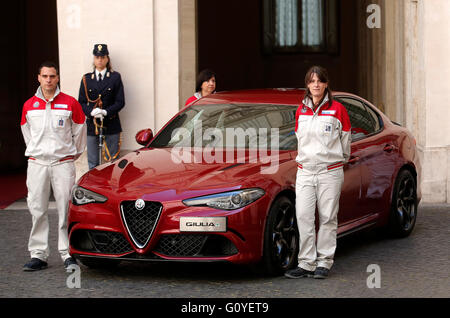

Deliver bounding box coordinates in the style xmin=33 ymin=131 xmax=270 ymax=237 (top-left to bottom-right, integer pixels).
xmin=359 ymin=0 xmax=450 ymax=203
xmin=56 ymin=0 xmax=197 ymax=180
xmin=418 ymin=0 xmax=450 ymax=202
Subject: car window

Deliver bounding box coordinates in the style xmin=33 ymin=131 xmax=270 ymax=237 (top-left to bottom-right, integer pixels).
xmin=363 ymin=103 xmax=382 ymax=131
xmin=150 ymin=104 xmax=298 ymax=150
xmin=336 ymin=97 xmax=382 ymax=140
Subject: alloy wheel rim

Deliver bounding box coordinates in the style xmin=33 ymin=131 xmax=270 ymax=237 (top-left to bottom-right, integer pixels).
xmin=396 ymin=176 xmax=417 ymax=231
xmin=272 ymin=202 xmax=297 ymax=269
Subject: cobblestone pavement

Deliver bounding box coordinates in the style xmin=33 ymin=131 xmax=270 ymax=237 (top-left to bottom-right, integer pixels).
xmin=0 ymin=202 xmax=448 ymax=299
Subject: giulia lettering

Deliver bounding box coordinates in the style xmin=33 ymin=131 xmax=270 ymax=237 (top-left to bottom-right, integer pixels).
xmin=186 ymin=222 xmax=216 ymax=227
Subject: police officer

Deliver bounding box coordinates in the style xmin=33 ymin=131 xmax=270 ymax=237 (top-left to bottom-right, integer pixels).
xmin=78 ymin=44 xmax=125 ymax=169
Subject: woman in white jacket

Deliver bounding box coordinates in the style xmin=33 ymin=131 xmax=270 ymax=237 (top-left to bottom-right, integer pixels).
xmin=285 ymin=66 xmax=351 ymax=279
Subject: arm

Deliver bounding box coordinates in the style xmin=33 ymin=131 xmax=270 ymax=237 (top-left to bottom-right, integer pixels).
xmin=103 ymin=73 xmax=125 ymax=117
xmin=341 ymin=131 xmax=351 ymax=163
xmin=71 ymin=99 xmax=87 ymax=157
xmin=339 ymin=106 xmax=352 ymax=162
xmin=78 ymin=76 xmax=92 ymax=118
xmin=294 ymin=106 xmax=302 ymax=133
xmin=20 ymin=103 xmax=31 ymax=147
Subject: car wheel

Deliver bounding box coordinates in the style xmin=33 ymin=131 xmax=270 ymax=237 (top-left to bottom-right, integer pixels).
xmin=261 ymin=196 xmax=299 ymax=275
xmin=388 ymin=169 xmax=418 ymax=238
xmin=78 ymin=257 xmax=121 ymax=269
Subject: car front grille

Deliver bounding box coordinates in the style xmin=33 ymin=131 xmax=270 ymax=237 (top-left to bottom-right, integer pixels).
xmin=120 ymin=201 xmax=163 ymax=248
xmin=70 ymin=230 xmax=133 ymax=255
xmin=155 ymin=234 xmax=208 ymax=257
xmin=155 ymin=234 xmax=238 ymax=257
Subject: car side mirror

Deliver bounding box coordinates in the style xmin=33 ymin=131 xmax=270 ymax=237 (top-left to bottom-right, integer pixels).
xmin=135 ymin=129 xmax=153 ymax=146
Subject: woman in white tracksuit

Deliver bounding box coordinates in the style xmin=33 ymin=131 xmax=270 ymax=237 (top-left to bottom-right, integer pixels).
xmin=285 ymin=66 xmax=351 ymax=279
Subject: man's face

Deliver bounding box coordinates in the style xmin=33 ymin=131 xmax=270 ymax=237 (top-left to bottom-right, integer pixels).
xmin=38 ymin=67 xmax=59 ymax=93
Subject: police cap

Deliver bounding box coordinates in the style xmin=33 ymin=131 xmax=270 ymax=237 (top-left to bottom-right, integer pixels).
xmin=93 ymin=44 xmax=109 ymax=56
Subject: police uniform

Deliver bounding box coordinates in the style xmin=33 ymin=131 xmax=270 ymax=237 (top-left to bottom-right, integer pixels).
xmin=78 ymin=44 xmax=125 ymax=169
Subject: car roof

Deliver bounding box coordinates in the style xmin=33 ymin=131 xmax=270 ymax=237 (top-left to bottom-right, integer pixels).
xmin=193 ymin=89 xmax=359 ymax=106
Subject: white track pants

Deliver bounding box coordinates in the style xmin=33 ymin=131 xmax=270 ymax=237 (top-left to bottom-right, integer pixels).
xmin=295 ymin=168 xmax=344 ymax=271
xmin=26 ymin=160 xmax=75 ymax=262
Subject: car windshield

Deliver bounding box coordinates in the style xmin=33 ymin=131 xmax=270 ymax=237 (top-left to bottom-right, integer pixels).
xmin=150 ymin=104 xmax=298 ymax=150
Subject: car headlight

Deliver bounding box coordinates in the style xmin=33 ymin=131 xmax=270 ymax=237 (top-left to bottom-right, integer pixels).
xmin=71 ymin=185 xmax=108 ymax=205
xmin=182 ymin=188 xmax=265 ymax=210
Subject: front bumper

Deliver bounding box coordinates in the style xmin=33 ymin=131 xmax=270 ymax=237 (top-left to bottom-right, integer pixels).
xmin=68 ymin=195 xmax=271 ymax=265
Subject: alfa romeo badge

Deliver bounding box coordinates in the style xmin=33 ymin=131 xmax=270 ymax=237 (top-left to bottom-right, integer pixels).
xmin=135 ymin=199 xmax=145 ymax=210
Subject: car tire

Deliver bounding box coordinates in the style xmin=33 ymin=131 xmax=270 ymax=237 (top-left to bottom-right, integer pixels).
xmin=261 ymin=196 xmax=299 ymax=275
xmin=78 ymin=257 xmax=121 ymax=269
xmin=387 ymin=169 xmax=418 ymax=238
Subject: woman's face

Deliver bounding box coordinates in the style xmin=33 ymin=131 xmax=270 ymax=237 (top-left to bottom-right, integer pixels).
xmin=201 ymin=76 xmax=216 ymax=96
xmin=307 ymin=73 xmax=327 ymax=100
xmin=94 ymin=55 xmax=109 ymax=71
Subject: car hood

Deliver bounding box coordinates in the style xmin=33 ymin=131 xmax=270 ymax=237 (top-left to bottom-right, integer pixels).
xmin=79 ymin=148 xmax=289 ymax=199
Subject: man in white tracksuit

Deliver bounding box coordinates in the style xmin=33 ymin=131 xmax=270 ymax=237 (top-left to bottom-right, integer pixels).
xmin=285 ymin=66 xmax=351 ymax=279
xmin=20 ymin=61 xmax=86 ymax=271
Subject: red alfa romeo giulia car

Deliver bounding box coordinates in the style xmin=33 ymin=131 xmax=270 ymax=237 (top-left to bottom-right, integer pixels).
xmin=68 ymin=89 xmax=421 ymax=275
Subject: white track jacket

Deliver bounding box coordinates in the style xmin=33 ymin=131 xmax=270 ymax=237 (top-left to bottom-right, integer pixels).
xmin=295 ymin=94 xmax=351 ymax=173
xmin=21 ymin=87 xmax=86 ymax=165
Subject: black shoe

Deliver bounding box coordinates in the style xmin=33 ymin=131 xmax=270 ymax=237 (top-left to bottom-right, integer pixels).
xmin=64 ymin=257 xmax=77 ymax=269
xmin=23 ymin=258 xmax=48 ymax=271
xmin=313 ymin=267 xmax=329 ymax=279
xmin=284 ymin=267 xmax=314 ymax=279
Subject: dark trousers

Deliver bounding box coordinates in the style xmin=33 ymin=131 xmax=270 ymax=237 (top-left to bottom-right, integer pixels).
xmin=87 ymin=134 xmax=120 ymax=169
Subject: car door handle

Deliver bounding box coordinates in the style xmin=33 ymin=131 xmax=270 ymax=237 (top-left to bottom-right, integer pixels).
xmin=348 ymin=156 xmax=360 ymax=164
xmin=383 ymin=144 xmax=395 ymax=152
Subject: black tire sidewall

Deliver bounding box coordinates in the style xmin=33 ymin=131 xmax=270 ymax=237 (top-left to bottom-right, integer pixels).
xmin=262 ymin=196 xmax=298 ymax=275
xmin=389 ymin=169 xmax=418 ymax=238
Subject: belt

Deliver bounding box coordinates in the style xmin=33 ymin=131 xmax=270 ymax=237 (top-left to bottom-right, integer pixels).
xmin=29 ymin=155 xmax=75 ymax=163
xmin=297 ymin=162 xmax=344 ymax=171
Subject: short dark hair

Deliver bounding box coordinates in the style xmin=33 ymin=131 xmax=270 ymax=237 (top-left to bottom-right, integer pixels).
xmin=196 ymin=69 xmax=216 ymax=92
xmin=38 ymin=61 xmax=59 ymax=75
xmin=304 ymin=65 xmax=332 ymax=100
